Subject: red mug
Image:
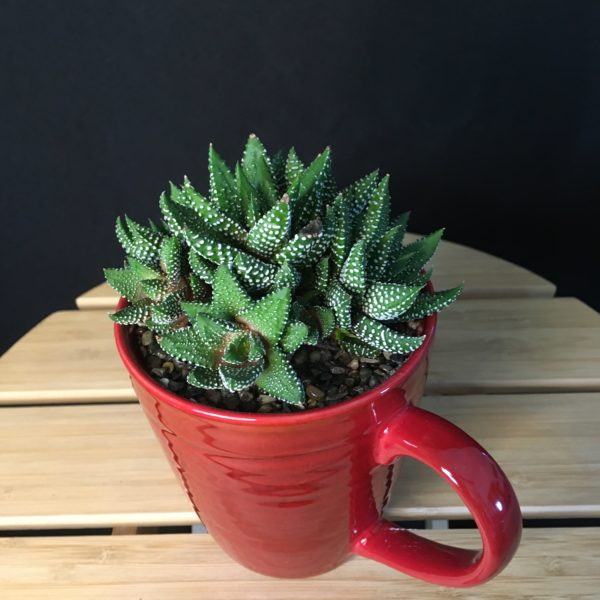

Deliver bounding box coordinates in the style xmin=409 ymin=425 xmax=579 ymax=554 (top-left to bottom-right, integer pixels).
xmin=115 ymin=298 xmax=521 ymax=587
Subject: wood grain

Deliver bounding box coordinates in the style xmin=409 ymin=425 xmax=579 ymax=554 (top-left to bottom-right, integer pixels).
xmin=1 ymin=394 xmax=598 ymax=529
xmin=75 ymin=236 xmax=556 ymax=309
xmin=0 ymin=311 xmax=131 ymax=404
xmin=1 ymin=529 xmax=598 ymax=599
xmin=426 ymin=297 xmax=600 ymax=395
xmin=387 ymin=393 xmax=600 ymax=519
xmin=2 ymin=298 xmax=599 ymax=404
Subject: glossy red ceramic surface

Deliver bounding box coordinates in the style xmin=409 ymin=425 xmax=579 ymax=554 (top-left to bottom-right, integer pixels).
xmin=115 ymin=298 xmax=521 ymax=586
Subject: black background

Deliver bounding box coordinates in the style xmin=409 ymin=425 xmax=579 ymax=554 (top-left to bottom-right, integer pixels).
xmin=2 ymin=1 xmax=599 ymax=354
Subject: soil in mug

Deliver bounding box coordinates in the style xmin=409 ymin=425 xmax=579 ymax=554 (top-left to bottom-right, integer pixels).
xmin=135 ymin=320 xmax=424 ymax=414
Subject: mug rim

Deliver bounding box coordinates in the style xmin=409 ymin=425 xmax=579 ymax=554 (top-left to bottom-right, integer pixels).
xmin=114 ymin=297 xmax=437 ymax=427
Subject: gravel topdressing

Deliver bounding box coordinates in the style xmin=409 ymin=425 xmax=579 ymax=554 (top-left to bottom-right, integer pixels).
xmin=135 ymin=323 xmax=423 ymax=414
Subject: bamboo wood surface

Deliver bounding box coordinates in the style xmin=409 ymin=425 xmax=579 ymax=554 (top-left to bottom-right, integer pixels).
xmin=1 ymin=298 xmax=599 ymax=405
xmin=387 ymin=393 xmax=600 ymax=519
xmin=1 ymin=528 xmax=598 ymax=599
xmin=75 ymin=236 xmax=556 ymax=309
xmin=1 ymin=394 xmax=598 ymax=529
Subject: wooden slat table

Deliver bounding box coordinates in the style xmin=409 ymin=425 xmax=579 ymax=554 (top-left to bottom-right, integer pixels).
xmin=1 ymin=237 xmax=598 ymax=598
xmin=2 ymin=529 xmax=598 ymax=599
xmin=75 ymin=235 xmax=557 ymax=309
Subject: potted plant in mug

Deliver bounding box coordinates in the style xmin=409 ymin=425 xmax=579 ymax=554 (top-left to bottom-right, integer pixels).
xmin=106 ymin=135 xmax=521 ymax=587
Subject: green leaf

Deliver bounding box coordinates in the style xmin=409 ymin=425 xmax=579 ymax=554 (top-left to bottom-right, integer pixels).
xmin=305 ymin=203 xmax=334 ymax=264
xmin=234 ymin=252 xmax=278 ymax=292
xmin=401 ymin=284 xmax=464 ymax=320
xmin=246 ymin=196 xmax=291 ymax=258
xmin=235 ymin=162 xmax=262 ymax=228
xmin=389 ymin=229 xmax=444 ymax=278
xmin=126 ymin=257 xmax=162 ymax=281
xmin=151 ymin=292 xmax=184 ymax=326
xmin=116 ymin=216 xmax=162 ymax=264
xmin=335 ymin=331 xmax=381 ymax=358
xmin=188 ymin=366 xmax=221 ymax=389
xmin=191 ymin=313 xmax=236 ymax=344
xmin=188 ymin=235 xmax=238 ymax=266
xmin=109 ymin=302 xmax=150 ymax=325
xmin=391 ymin=210 xmax=411 ymax=235
xmin=159 ymin=237 xmax=183 ymax=283
xmin=181 ymin=301 xmax=212 ymax=320
xmin=271 ymin=261 xmax=300 ymax=291
xmin=403 ymin=268 xmax=433 ymax=288
xmin=104 ymin=267 xmax=141 ymax=302
xmin=368 ymin=221 xmax=407 ymax=281
xmin=182 ymin=178 xmax=247 ymax=243
xmin=360 ymin=174 xmax=390 ymax=247
xmin=242 ymin=134 xmax=278 ymax=209
xmin=159 ymin=192 xmax=209 ymax=240
xmin=280 ymin=321 xmax=309 ymax=353
xmin=271 ymin=149 xmax=287 ymax=195
xmin=275 ymin=218 xmax=323 ymax=266
xmin=187 ymin=273 xmax=211 ymax=302
xmin=354 ymin=316 xmax=425 ymax=354
xmin=188 ymin=251 xmax=215 ymax=284
xmin=315 ymin=256 xmax=330 ymax=294
xmin=345 ymin=170 xmax=379 ymax=218
xmin=140 ymin=279 xmax=168 ymax=301
xmin=331 ymin=195 xmax=351 ymax=275
xmin=325 ymin=280 xmax=352 ymax=329
xmin=340 ymin=239 xmax=366 ymax=295
xmin=210 ymin=265 xmax=252 ymax=319
xmin=288 ymin=148 xmax=332 ymax=231
xmin=159 ymin=326 xmax=213 ymax=367
xmin=208 ymin=145 xmax=243 ymax=222
xmin=305 ymin=327 xmax=320 ymax=345
xmin=238 ymin=287 xmax=291 ymax=345
xmin=219 ymin=363 xmax=264 ymax=392
xmin=168 ymin=181 xmax=194 ymax=208
xmin=363 ymin=283 xmax=422 ymax=320
xmin=312 ymin=306 xmax=335 ymax=338
xmin=256 ymin=347 xmax=304 ymax=406
xmin=285 ymin=147 xmax=304 ymax=188
xmin=222 ymin=331 xmax=265 ymax=365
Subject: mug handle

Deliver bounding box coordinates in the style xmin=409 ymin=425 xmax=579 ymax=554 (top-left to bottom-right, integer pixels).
xmin=352 ymin=401 xmax=522 ymax=587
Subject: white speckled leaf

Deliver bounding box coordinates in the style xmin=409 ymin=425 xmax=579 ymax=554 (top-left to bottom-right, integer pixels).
xmin=354 ymin=316 xmax=425 ymax=354
xmin=363 ymin=283 xmax=422 ymax=320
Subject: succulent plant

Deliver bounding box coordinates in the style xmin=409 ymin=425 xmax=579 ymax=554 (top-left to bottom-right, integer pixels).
xmin=105 ymin=134 xmax=462 ymax=406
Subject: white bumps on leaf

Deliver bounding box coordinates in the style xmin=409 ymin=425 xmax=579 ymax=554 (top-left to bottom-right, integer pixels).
xmin=234 ymin=253 xmax=278 ymax=291
xmin=256 ymin=348 xmax=304 ymax=406
xmin=109 ymin=302 xmax=150 ymax=325
xmin=363 ymin=283 xmax=422 ymax=321
xmin=246 ymin=197 xmax=291 ymax=258
xmin=354 ymin=316 xmax=425 ymax=354
xmin=340 ymin=239 xmax=366 ymax=295
xmin=401 ymin=284 xmax=464 ymax=320
xmin=238 ymin=287 xmax=291 ymax=346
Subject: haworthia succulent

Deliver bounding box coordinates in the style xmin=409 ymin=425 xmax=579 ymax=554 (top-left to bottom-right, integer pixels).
xmin=106 ymin=133 xmax=462 ymax=408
